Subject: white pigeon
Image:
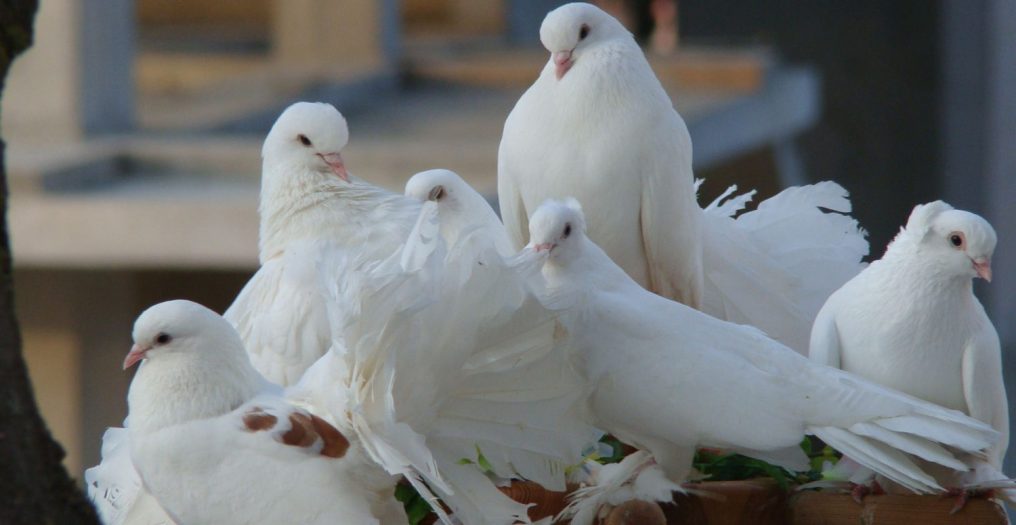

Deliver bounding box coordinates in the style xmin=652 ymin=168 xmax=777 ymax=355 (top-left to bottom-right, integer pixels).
xmin=289 ymin=200 xmax=600 ymax=525
xmin=405 ymin=168 xmax=514 ymax=256
xmin=522 ymin=198 xmax=999 ymax=500
xmin=110 ymin=300 xmax=401 ymax=525
xmin=225 ymin=101 xmax=421 ymax=385
xmin=498 ymin=2 xmax=867 ymax=353
xmin=810 ymin=201 xmax=1011 ymax=495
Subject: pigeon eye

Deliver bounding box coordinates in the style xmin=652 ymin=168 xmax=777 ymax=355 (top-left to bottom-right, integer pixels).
xmin=563 ymin=223 xmax=572 ymax=237
xmin=155 ymin=333 xmax=172 ymax=345
xmin=579 ymin=24 xmax=590 ymax=40
xmin=297 ymin=134 xmax=312 ymax=147
xmin=428 ymin=185 xmax=446 ymax=201
xmin=949 ymin=232 xmax=964 ymax=249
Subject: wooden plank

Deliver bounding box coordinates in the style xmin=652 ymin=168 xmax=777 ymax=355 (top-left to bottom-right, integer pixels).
xmin=404 ymin=46 xmax=771 ymax=91
xmin=790 ymin=491 xmax=1008 ymax=525
xmin=663 ymin=479 xmax=789 ymax=525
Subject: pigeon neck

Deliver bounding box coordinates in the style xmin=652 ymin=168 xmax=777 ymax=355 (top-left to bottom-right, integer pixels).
xmin=544 ymin=237 xmax=630 ymax=290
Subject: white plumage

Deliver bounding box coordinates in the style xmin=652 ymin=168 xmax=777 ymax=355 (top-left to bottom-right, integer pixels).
xmin=225 ymin=102 xmax=420 ymax=385
xmin=498 ymin=2 xmax=867 ymax=353
xmin=810 ymin=201 xmax=1010 ymax=492
xmin=291 ymin=200 xmax=600 ymax=525
xmin=405 ymin=168 xmax=514 ymax=256
xmin=116 ymin=300 xmax=397 ymax=525
xmin=523 ymin=199 xmax=998 ymax=498
xmin=86 ymin=428 xmax=175 ymax=525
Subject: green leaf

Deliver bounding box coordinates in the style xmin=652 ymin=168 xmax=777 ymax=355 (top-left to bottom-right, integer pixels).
xmin=395 ymin=483 xmax=433 ymax=525
xmin=597 ymin=435 xmax=626 ymax=464
xmin=475 ymin=445 xmax=495 ymax=474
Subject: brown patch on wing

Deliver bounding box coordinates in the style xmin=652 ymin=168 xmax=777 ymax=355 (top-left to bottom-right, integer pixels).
xmin=310 ymin=414 xmax=350 ymax=458
xmin=281 ymin=412 xmax=350 ymax=458
xmin=242 ymin=407 xmax=278 ymax=431
xmin=282 ymin=413 xmax=316 ymax=447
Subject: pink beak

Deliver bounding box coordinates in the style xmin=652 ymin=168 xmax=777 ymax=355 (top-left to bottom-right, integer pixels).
xmin=553 ymin=50 xmax=573 ymax=80
xmin=318 ymin=152 xmax=349 ymax=182
xmin=973 ymin=257 xmax=992 ymax=282
xmin=534 ymin=242 xmax=556 ymax=252
xmin=123 ymin=344 xmax=150 ymax=370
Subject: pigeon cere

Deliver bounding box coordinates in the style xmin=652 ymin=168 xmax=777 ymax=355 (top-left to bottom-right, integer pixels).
xmin=3 ymin=2 xmax=1013 ymax=525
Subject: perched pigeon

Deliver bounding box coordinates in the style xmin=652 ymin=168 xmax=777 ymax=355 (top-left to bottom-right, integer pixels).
xmin=290 ymin=201 xmax=599 ymax=525
xmin=498 ymin=2 xmax=867 ymax=353
xmin=118 ymin=300 xmax=400 ymax=525
xmin=811 ymin=201 xmax=1010 ymax=494
xmin=225 ymin=102 xmax=420 ymax=385
xmin=522 ymin=198 xmax=998 ymax=498
xmin=405 ymin=168 xmax=514 ymax=256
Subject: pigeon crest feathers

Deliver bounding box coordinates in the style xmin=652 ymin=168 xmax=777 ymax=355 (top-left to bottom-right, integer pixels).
xmin=892 ymin=201 xmax=996 ymax=281
xmin=530 ymin=198 xmax=586 ymax=243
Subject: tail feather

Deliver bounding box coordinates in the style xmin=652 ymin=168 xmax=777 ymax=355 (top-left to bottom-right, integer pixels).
xmin=811 ymin=427 xmax=942 ymax=493
xmin=848 ymin=421 xmax=968 ymax=471
xmin=700 ymin=181 xmax=868 ymax=353
xmin=876 ymin=415 xmax=996 ymax=452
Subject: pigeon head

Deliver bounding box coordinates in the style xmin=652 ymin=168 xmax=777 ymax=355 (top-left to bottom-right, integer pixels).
xmin=126 ymin=300 xmax=266 ymax=431
xmin=404 ymin=169 xmax=468 ymax=207
xmin=262 ymin=101 xmax=350 ymax=183
xmin=125 ymin=300 xmax=248 ymax=370
xmin=904 ymin=201 xmax=997 ymax=282
xmin=528 ymin=198 xmax=587 ymax=260
xmin=540 ymin=3 xmax=630 ymax=80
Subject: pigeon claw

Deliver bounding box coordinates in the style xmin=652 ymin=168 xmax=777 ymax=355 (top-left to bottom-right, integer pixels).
xmin=850 ymin=480 xmax=884 ymax=505
xmin=943 ymin=487 xmax=994 ymax=515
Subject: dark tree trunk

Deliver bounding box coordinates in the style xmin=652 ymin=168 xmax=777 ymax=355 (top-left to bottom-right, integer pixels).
xmin=0 ymin=2 xmax=101 ymax=523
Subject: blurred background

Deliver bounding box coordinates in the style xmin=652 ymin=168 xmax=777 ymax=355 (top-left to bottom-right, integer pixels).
xmin=4 ymin=0 xmax=1014 ymax=483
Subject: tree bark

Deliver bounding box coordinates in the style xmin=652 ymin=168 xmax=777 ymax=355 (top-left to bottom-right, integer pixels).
xmin=0 ymin=2 xmax=101 ymax=523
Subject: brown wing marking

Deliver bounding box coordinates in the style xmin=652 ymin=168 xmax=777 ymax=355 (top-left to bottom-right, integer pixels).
xmin=243 ymin=407 xmax=349 ymax=459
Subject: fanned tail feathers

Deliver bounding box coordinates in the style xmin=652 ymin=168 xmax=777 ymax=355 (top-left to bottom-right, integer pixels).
xmin=699 ymin=180 xmax=868 ymax=353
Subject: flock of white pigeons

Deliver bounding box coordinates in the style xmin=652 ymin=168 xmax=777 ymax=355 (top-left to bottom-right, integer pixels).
xmin=84 ymin=3 xmax=1012 ymax=525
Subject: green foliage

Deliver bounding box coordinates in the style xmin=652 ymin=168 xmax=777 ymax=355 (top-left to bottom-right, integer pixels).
xmin=394 ymin=483 xmax=432 ymax=525
xmin=800 ymin=435 xmax=841 ymax=480
xmin=692 ymin=437 xmax=842 ymax=490
xmin=693 ymin=449 xmax=796 ymax=490
xmin=457 ymin=445 xmax=495 ymax=474
xmin=595 ymin=435 xmax=626 ymax=464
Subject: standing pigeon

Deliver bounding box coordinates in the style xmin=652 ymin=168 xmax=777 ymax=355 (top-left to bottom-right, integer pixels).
xmin=405 ymin=168 xmax=514 ymax=256
xmin=810 ymin=201 xmax=1010 ymax=493
xmin=225 ymin=102 xmax=420 ymax=385
xmin=498 ymin=2 xmax=867 ymax=353
xmin=522 ymin=198 xmax=998 ymax=497
xmin=121 ymin=300 xmax=400 ymax=525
